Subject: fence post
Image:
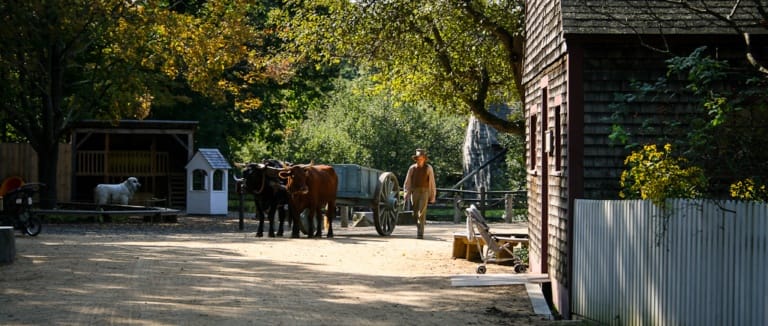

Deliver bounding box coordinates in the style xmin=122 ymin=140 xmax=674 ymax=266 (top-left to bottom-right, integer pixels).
xmin=505 ymin=193 xmax=514 ymax=223
xmin=340 ymin=206 xmax=349 ymax=227
xmin=453 ymin=193 xmax=462 ymax=224
xmin=479 ymin=186 xmax=486 ymax=218
xmin=237 ymin=183 xmax=245 ymax=231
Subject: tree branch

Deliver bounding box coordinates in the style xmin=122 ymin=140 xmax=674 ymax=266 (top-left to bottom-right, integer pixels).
xmin=457 ymin=0 xmax=524 ymax=97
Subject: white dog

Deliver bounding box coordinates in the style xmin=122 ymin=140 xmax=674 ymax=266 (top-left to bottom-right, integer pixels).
xmin=94 ymin=177 xmax=141 ymax=205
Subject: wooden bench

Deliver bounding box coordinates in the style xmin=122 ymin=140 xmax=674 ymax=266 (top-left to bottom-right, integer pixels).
xmin=452 ymin=232 xmax=529 ymax=262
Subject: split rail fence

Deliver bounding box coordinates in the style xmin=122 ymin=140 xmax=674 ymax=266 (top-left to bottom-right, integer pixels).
xmin=435 ymin=187 xmax=526 ymax=223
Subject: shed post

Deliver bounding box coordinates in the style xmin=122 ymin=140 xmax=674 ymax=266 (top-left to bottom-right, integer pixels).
xmin=453 ymin=193 xmax=462 ymax=224
xmin=505 ymin=193 xmax=514 ymax=223
xmin=479 ymin=186 xmax=486 ymax=217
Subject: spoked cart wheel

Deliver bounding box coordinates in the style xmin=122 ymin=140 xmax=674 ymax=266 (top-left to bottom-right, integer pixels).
xmin=297 ymin=208 xmax=332 ymax=236
xmin=298 ymin=208 xmax=309 ymax=235
xmin=372 ymin=172 xmax=400 ymax=236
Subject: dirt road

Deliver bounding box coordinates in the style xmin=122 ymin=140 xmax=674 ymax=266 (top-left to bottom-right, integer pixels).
xmin=0 ymin=216 xmax=555 ymax=325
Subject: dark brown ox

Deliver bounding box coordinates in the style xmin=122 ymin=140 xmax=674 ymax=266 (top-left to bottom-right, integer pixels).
xmin=279 ymin=164 xmax=337 ymax=238
xmin=234 ymin=159 xmax=289 ymax=237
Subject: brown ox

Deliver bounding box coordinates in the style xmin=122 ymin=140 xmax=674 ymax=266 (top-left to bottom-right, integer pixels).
xmin=279 ymin=164 xmax=337 ymax=238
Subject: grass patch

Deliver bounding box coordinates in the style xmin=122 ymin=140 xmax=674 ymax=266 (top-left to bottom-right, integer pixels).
xmin=428 ymin=207 xmax=527 ymax=222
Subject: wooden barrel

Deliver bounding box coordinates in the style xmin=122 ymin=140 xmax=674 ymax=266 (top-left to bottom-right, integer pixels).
xmin=0 ymin=226 xmax=15 ymax=264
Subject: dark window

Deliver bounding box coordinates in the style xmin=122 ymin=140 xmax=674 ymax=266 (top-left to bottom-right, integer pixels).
xmin=213 ymin=170 xmax=224 ymax=191
xmin=192 ymin=169 xmax=207 ymax=190
xmin=529 ymin=115 xmax=537 ymax=169
xmin=554 ymin=105 xmax=562 ymax=171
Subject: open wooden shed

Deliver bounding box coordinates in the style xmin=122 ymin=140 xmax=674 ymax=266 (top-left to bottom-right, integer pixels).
xmin=70 ymin=120 xmax=198 ymax=208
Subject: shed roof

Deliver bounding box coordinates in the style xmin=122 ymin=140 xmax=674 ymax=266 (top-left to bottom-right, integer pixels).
xmin=73 ymin=119 xmax=199 ymax=133
xmin=562 ymin=0 xmax=767 ymax=35
xmin=196 ymin=148 xmax=232 ymax=169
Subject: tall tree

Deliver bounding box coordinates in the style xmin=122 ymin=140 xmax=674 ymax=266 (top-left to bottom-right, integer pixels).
xmin=151 ymin=0 xmax=341 ymax=161
xmin=274 ymin=0 xmax=526 ymax=135
xmin=264 ymin=73 xmax=466 ymax=186
xmin=0 ymin=0 xmax=278 ymax=206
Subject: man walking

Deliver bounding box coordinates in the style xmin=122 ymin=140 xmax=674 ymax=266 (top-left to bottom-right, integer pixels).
xmin=404 ymin=149 xmax=436 ymax=239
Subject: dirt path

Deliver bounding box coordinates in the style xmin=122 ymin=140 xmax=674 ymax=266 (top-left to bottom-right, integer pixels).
xmin=0 ymin=217 xmax=555 ymax=325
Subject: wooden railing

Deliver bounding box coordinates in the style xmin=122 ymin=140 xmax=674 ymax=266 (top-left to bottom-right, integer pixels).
xmin=435 ymin=187 xmax=527 ymax=223
xmin=77 ymin=151 xmax=169 ymax=176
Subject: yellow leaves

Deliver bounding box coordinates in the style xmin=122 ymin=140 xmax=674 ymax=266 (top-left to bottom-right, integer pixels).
xmin=236 ymin=98 xmax=263 ymax=113
xmin=136 ymin=92 xmax=154 ymax=119
xmin=620 ymin=143 xmax=707 ymax=207
xmin=730 ymin=179 xmax=768 ymax=202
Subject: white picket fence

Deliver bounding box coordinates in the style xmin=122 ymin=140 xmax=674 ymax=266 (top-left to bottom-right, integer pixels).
xmin=573 ymin=199 xmax=768 ymax=325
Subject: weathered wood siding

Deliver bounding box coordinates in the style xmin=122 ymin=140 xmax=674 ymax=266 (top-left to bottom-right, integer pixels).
xmin=524 ymin=0 xmax=572 ymax=314
xmin=580 ymin=43 xmax=670 ymax=199
xmin=525 ymin=0 xmax=768 ymax=319
xmin=0 ymin=143 xmax=71 ymax=202
xmin=523 ymin=0 xmax=564 ymax=86
xmin=578 ymin=38 xmax=751 ymax=199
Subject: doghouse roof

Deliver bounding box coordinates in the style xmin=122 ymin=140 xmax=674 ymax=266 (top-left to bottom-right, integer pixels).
xmin=186 ymin=148 xmax=231 ymax=170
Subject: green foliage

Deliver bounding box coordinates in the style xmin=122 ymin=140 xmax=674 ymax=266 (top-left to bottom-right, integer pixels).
xmin=620 ymin=144 xmax=707 ymax=207
xmin=514 ymin=245 xmax=529 ymax=265
xmin=497 ymin=132 xmax=527 ymax=190
xmin=240 ymin=74 xmax=466 ymax=186
xmin=273 ymin=0 xmax=526 ymax=134
xmin=0 ymin=0 xmax=285 ymax=206
xmin=609 ymin=47 xmax=768 ymax=198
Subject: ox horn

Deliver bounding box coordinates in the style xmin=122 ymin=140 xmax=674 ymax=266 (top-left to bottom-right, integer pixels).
xmin=278 ymin=169 xmax=291 ymax=179
xmin=232 ymin=174 xmax=244 ymax=183
xmin=265 ymin=166 xmax=283 ymax=178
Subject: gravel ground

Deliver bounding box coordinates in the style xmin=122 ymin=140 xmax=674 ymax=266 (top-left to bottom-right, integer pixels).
xmin=1 ymin=215 xmax=560 ymax=326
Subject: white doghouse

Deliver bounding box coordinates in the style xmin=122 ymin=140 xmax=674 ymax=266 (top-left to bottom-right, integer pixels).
xmin=94 ymin=177 xmax=141 ymax=205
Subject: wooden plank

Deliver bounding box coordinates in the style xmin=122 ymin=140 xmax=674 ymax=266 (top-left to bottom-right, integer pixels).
xmin=450 ymin=273 xmax=550 ymax=287
xmin=36 ymin=208 xmax=180 ymax=216
xmin=526 ymin=283 xmax=553 ymax=320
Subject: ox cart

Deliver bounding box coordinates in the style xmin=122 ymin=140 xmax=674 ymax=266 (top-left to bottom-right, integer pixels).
xmin=331 ymin=164 xmax=402 ymax=236
xmin=237 ymin=163 xmax=403 ymax=236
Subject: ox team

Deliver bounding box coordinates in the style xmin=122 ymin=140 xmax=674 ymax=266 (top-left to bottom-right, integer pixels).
xmin=237 ymin=161 xmax=337 ymax=238
xmin=239 ymin=148 xmax=436 ymax=239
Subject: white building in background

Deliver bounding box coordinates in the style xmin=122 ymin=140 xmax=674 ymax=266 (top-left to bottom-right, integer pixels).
xmin=185 ymin=148 xmax=231 ymax=215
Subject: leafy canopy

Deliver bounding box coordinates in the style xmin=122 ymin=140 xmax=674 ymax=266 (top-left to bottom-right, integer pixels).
xmin=237 ymin=73 xmax=466 ymax=186
xmin=273 ymin=0 xmax=525 ymax=134
xmin=0 ymin=0 xmax=283 ymax=206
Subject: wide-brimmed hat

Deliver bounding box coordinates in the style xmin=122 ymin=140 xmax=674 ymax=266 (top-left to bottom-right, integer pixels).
xmin=412 ymin=149 xmax=428 ymax=161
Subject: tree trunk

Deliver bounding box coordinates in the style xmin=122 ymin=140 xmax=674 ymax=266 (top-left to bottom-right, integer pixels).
xmin=36 ymin=143 xmax=59 ymax=209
